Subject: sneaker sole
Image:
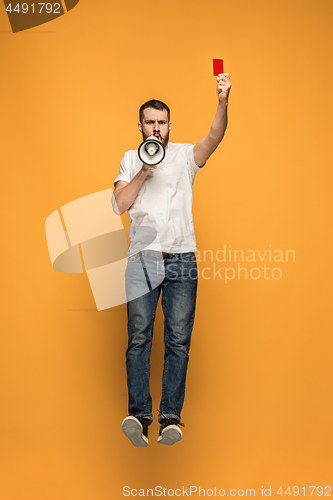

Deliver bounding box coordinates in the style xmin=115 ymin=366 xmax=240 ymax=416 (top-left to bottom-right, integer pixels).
xmin=157 ymin=425 xmax=182 ymax=446
xmin=122 ymin=416 xmax=148 ymax=447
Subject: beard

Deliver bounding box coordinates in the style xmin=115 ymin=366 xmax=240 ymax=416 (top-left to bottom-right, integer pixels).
xmin=142 ymin=130 xmax=169 ymax=148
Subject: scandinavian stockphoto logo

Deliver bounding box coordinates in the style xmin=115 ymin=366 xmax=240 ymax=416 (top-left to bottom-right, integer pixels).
xmin=45 ymin=189 xmax=296 ymax=311
xmin=2 ymin=0 xmax=79 ymax=33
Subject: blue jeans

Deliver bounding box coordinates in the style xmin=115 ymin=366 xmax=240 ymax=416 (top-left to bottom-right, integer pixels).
xmin=125 ymin=251 xmax=198 ymax=425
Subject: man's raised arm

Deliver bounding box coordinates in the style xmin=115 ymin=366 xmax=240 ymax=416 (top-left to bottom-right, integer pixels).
xmin=193 ymin=73 xmax=232 ymax=168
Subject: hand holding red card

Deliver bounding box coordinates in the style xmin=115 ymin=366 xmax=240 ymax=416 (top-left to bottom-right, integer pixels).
xmin=214 ymin=64 xmax=232 ymax=103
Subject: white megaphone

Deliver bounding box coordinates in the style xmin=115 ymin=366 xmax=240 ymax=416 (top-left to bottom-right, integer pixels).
xmin=138 ymin=135 xmax=165 ymax=166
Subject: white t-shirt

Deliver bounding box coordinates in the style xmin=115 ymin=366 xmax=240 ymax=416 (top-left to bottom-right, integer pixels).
xmin=114 ymin=142 xmax=202 ymax=255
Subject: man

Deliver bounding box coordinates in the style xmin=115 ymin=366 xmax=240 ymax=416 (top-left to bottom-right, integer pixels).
xmin=112 ymin=73 xmax=231 ymax=447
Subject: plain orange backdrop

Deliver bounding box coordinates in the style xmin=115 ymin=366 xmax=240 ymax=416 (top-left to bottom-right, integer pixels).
xmin=0 ymin=0 xmax=332 ymax=499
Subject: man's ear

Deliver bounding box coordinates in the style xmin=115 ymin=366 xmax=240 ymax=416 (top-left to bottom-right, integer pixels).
xmin=169 ymin=122 xmax=172 ymax=131
xmin=138 ymin=122 xmax=143 ymax=133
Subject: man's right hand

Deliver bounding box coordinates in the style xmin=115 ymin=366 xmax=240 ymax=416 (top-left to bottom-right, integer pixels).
xmin=142 ymin=163 xmax=157 ymax=173
xmin=112 ymin=164 xmax=156 ymax=216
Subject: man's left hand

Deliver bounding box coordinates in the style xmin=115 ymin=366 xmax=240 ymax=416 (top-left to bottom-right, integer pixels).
xmin=216 ymin=73 xmax=232 ymax=103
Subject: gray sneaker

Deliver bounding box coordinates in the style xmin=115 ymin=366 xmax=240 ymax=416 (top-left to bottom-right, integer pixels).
xmin=122 ymin=416 xmax=149 ymax=447
xmin=157 ymin=418 xmax=184 ymax=446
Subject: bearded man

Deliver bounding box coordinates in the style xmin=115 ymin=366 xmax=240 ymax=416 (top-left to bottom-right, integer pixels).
xmin=112 ymin=73 xmax=232 ymax=446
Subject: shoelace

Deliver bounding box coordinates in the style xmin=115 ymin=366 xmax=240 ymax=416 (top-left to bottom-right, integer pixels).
xmin=132 ymin=414 xmax=150 ymax=425
xmin=157 ymin=409 xmax=185 ymax=427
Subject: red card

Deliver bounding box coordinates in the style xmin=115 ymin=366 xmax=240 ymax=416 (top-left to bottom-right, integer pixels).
xmin=213 ymin=59 xmax=224 ymax=76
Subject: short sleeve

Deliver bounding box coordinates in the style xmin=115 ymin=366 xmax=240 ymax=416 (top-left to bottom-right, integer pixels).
xmin=114 ymin=152 xmax=131 ymax=186
xmin=183 ymin=144 xmax=202 ymax=183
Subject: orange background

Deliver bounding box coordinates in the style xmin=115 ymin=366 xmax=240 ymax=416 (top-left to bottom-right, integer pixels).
xmin=1 ymin=0 xmax=333 ymax=498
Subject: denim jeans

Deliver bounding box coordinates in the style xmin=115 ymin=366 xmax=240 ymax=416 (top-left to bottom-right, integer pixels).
xmin=125 ymin=251 xmax=198 ymax=425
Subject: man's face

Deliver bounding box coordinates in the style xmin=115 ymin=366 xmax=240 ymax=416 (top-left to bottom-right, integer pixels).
xmin=138 ymin=108 xmax=172 ymax=148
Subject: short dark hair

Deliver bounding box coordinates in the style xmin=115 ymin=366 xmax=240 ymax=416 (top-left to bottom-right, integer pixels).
xmin=139 ymin=99 xmax=170 ymax=123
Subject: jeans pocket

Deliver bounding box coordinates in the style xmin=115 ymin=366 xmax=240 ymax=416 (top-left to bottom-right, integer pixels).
xmin=173 ymin=252 xmax=196 ymax=263
xmin=128 ymin=252 xmax=142 ymax=264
